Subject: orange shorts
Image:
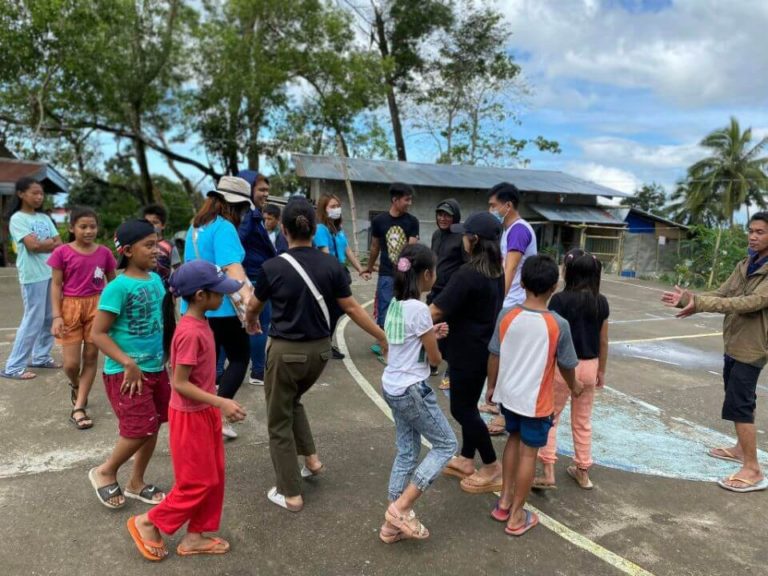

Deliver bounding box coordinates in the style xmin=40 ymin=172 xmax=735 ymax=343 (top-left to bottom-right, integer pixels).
xmin=57 ymin=294 xmax=100 ymax=345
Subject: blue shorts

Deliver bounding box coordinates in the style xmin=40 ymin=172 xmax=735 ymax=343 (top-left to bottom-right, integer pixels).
xmin=500 ymin=406 xmax=553 ymax=448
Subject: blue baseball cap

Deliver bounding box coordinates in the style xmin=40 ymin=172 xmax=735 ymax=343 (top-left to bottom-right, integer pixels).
xmin=169 ymin=260 xmax=242 ymax=298
xmin=451 ymin=211 xmax=502 ymax=241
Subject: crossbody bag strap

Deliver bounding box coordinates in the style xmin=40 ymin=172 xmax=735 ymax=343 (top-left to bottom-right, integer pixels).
xmin=279 ymin=253 xmax=331 ymax=330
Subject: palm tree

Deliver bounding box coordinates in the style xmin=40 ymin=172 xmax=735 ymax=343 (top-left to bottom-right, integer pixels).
xmin=684 ymin=117 xmax=768 ymax=226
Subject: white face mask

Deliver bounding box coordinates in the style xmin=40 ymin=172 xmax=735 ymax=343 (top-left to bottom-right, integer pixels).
xmin=327 ymin=207 xmax=342 ymax=220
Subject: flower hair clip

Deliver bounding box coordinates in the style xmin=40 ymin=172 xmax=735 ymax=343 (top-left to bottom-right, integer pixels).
xmin=397 ymin=257 xmax=412 ymax=272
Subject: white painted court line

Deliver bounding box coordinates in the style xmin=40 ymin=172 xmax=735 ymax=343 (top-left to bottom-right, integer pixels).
xmin=337 ymin=303 xmax=655 ymax=576
xmin=611 ymin=332 xmax=722 ymax=345
xmin=603 ymin=278 xmax=667 ymax=293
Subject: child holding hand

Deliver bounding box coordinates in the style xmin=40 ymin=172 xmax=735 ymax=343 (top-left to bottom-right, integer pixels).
xmin=486 ymin=255 xmax=582 ymax=537
xmin=379 ymin=244 xmax=457 ymax=544
xmin=128 ymin=259 xmax=246 ymax=561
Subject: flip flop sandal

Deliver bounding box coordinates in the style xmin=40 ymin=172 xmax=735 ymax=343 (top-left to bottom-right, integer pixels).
xmin=438 ymin=378 xmax=450 ymax=390
xmin=126 ymin=516 xmax=167 ymax=561
xmin=707 ymin=447 xmax=743 ymax=464
xmin=385 ymin=504 xmax=429 ymax=540
xmin=0 ymin=370 xmax=37 ymax=380
xmin=505 ymin=509 xmax=539 ymax=537
xmin=267 ymin=487 xmax=303 ymax=512
xmin=29 ymin=359 xmax=62 ymax=369
xmin=490 ymin=500 xmax=511 ymax=522
xmin=460 ymin=473 xmax=504 ymax=494
xmin=566 ymin=465 xmax=594 ymax=490
xmin=125 ymin=484 xmax=165 ymax=505
xmin=300 ymin=464 xmax=325 ymax=478
xmin=487 ymin=415 xmax=507 ymax=436
xmin=176 ymin=537 xmax=230 ymax=556
xmin=88 ymin=467 xmax=125 ymax=509
xmin=478 ymin=403 xmax=500 ymax=415
xmin=717 ymin=474 xmax=768 ymax=493
xmin=532 ymin=478 xmax=558 ymax=491
xmin=69 ymin=408 xmax=93 ymax=430
xmin=442 ymin=459 xmax=475 ymax=480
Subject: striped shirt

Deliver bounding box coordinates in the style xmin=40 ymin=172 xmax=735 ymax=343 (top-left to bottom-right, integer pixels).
xmin=489 ymin=306 xmax=578 ymax=417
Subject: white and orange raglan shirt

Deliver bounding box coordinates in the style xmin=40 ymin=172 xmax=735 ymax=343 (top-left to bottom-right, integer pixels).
xmin=488 ymin=306 xmax=579 ymax=418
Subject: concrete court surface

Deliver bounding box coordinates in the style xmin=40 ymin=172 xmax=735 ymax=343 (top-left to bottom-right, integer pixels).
xmin=0 ymin=269 xmax=766 ymax=576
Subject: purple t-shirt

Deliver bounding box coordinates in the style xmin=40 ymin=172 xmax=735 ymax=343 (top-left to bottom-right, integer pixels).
xmin=47 ymin=244 xmax=117 ymax=297
xmin=501 ymin=219 xmax=537 ymax=307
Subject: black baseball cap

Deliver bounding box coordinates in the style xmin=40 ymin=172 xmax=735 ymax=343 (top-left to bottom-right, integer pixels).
xmin=435 ymin=201 xmax=455 ymax=216
xmin=114 ymin=219 xmax=157 ymax=269
xmin=450 ymin=212 xmax=502 ymax=241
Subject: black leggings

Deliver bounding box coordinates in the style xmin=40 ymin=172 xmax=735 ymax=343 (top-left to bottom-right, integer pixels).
xmin=449 ymin=367 xmax=497 ymax=465
xmin=209 ymin=316 xmax=250 ymax=400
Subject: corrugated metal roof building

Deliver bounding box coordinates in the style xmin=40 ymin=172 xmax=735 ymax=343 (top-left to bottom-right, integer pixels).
xmin=292 ymin=153 xmax=634 ymax=266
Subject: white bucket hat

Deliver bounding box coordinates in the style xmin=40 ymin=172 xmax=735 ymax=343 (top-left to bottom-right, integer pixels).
xmin=208 ymin=175 xmax=254 ymax=209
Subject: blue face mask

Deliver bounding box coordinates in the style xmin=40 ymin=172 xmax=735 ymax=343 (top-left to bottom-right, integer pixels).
xmin=491 ymin=205 xmax=509 ymax=223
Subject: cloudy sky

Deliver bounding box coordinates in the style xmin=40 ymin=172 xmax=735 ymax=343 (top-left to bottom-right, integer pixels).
xmin=466 ymin=0 xmax=768 ymax=195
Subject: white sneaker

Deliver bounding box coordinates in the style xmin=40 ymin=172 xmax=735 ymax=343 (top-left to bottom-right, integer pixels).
xmin=222 ymin=422 xmax=238 ymax=439
xmin=249 ymin=375 xmax=264 ymax=386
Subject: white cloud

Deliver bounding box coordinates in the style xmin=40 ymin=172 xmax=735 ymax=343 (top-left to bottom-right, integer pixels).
xmin=578 ymin=137 xmax=703 ymax=168
xmin=497 ymin=0 xmax=768 ymax=108
xmin=566 ymin=161 xmax=641 ymax=194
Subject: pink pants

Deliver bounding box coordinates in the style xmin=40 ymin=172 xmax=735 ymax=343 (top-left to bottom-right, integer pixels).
xmin=538 ymin=358 xmax=599 ymax=469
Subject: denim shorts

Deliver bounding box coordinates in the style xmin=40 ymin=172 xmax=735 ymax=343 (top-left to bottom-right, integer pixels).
xmin=500 ymin=405 xmax=553 ymax=448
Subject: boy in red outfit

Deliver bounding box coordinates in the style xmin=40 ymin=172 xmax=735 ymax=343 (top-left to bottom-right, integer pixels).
xmin=127 ymin=260 xmax=247 ymax=561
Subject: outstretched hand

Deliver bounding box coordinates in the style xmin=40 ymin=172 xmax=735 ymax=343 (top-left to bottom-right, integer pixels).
xmin=661 ymin=285 xmax=696 ymax=318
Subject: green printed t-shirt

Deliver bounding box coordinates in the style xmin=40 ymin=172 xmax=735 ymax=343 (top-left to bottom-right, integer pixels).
xmin=10 ymin=211 xmax=59 ymax=284
xmin=98 ymin=273 xmax=166 ymax=375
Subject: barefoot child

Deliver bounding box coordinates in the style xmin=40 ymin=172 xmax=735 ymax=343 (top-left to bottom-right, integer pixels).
xmin=89 ymin=219 xmax=176 ymax=510
xmin=379 ymin=244 xmax=457 ymax=543
xmin=486 ymin=255 xmax=582 ymax=537
xmin=127 ymin=260 xmax=247 ymax=561
xmin=48 ymin=207 xmax=117 ymax=429
xmin=536 ymin=250 xmax=609 ymax=490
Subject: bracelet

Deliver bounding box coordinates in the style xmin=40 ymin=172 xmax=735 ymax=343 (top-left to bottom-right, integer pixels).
xmin=53 ymin=316 xmax=62 ymax=319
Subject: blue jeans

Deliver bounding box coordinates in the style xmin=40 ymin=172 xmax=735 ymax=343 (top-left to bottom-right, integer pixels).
xmin=376 ymin=275 xmax=394 ymax=328
xmin=383 ymin=381 xmax=458 ymax=501
xmin=249 ymin=300 xmax=272 ymax=377
xmin=4 ymin=279 xmax=55 ymax=375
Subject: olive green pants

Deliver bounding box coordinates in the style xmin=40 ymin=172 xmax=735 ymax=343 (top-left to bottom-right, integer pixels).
xmin=264 ymin=337 xmax=331 ymax=497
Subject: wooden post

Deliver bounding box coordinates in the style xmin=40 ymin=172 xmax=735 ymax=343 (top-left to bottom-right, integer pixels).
xmin=336 ymin=135 xmax=360 ymax=256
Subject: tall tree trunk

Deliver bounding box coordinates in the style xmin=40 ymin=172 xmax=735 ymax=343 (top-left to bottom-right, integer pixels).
xmin=130 ymin=111 xmax=157 ymax=205
xmin=246 ymin=106 xmax=262 ymax=171
xmin=374 ymin=8 xmax=407 ymax=161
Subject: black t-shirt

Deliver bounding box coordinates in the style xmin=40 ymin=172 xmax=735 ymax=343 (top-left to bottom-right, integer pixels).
xmin=256 ymin=247 xmax=352 ymax=341
xmin=548 ymin=291 xmax=610 ymax=360
xmin=371 ymin=212 xmax=420 ymax=277
xmin=432 ymin=264 xmax=505 ymax=369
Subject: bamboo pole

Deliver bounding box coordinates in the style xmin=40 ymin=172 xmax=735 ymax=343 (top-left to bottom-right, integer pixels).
xmin=336 ymin=135 xmax=360 ymax=256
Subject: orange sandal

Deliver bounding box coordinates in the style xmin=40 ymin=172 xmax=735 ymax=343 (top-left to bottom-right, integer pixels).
xmin=177 ymin=537 xmax=230 ymax=556
xmin=126 ymin=516 xmax=167 ymax=561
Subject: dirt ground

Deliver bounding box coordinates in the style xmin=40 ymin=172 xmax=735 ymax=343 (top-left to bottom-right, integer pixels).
xmin=0 ymin=269 xmax=765 ymax=576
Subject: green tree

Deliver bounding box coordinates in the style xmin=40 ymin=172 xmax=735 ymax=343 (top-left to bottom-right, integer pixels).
xmin=413 ymin=4 xmax=559 ymax=166
xmin=342 ymin=0 xmax=454 ymax=161
xmin=0 ymin=0 xmax=209 ymax=204
xmin=683 ymin=117 xmax=768 ymax=226
xmin=620 ymin=182 xmax=667 ymax=215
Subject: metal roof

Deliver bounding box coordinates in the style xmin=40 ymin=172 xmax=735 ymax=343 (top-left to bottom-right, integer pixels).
xmin=291 ymin=154 xmax=629 ymax=198
xmin=605 ymin=207 xmax=690 ymax=231
xmin=529 ymin=204 xmax=626 ymax=225
xmin=0 ymin=159 xmax=70 ymax=196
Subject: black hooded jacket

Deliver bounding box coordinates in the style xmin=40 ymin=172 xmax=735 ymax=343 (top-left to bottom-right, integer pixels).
xmin=428 ymin=198 xmax=464 ymax=303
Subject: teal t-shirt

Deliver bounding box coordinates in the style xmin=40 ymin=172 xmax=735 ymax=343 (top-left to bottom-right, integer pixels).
xmin=10 ymin=211 xmax=59 ymax=284
xmin=315 ymin=223 xmax=348 ymax=264
xmin=98 ymin=273 xmax=166 ymax=375
xmin=182 ymin=216 xmax=244 ymax=318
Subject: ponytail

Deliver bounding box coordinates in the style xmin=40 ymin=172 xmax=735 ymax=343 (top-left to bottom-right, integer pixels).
xmin=393 ymin=244 xmax=435 ymax=301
